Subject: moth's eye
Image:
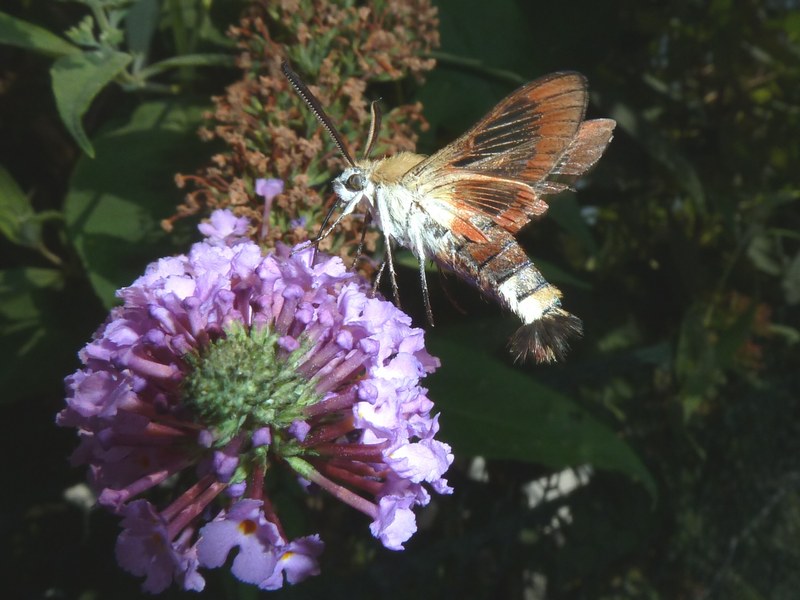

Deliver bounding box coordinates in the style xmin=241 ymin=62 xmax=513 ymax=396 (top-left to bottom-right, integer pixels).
xmin=345 ymin=173 xmax=365 ymax=192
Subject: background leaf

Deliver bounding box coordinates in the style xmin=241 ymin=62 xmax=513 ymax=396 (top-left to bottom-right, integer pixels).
xmin=0 ymin=10 xmax=78 ymax=57
xmin=0 ymin=164 xmax=39 ymax=247
xmin=63 ymin=98 xmax=212 ymax=307
xmin=4 ymin=0 xmax=800 ymax=597
xmin=427 ymin=320 xmax=656 ymax=498
xmin=125 ymin=0 xmax=159 ymax=61
xmin=50 ymin=50 xmax=133 ymax=157
xmin=0 ymin=267 xmax=97 ymax=396
xmin=610 ymin=101 xmax=706 ymax=210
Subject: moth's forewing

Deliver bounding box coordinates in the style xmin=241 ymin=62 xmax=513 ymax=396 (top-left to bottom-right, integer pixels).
xmin=403 ymin=73 xmax=610 ymax=236
xmin=449 ymin=72 xmax=589 ymax=181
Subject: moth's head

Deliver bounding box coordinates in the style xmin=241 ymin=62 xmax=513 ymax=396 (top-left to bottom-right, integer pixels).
xmin=332 ymin=165 xmax=375 ymax=214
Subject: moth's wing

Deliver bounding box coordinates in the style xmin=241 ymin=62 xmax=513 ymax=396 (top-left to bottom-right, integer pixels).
xmin=540 ymin=117 xmax=615 ymax=199
xmin=434 ymin=72 xmax=590 ymax=179
xmin=481 ymin=117 xmax=616 ymax=232
xmin=403 ymin=73 xmax=614 ymax=236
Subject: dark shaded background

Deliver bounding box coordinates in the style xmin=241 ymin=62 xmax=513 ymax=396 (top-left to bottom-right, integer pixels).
xmin=2 ymin=0 xmax=799 ymax=598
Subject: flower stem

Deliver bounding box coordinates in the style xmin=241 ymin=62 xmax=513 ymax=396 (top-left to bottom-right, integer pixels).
xmin=303 ymin=388 xmax=357 ymax=418
xmin=166 ymin=478 xmax=227 ymax=539
xmin=302 ymin=414 xmax=356 ymax=446
xmin=313 ymin=460 xmax=383 ymax=496
xmin=313 ymin=441 xmax=388 ymax=461
xmin=285 ymin=457 xmax=377 ymax=518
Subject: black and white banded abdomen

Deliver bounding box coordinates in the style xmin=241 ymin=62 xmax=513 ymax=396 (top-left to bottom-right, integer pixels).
xmin=442 ymin=216 xmax=582 ymax=363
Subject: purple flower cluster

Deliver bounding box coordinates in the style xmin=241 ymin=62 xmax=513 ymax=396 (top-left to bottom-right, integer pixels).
xmin=58 ymin=209 xmax=453 ymax=592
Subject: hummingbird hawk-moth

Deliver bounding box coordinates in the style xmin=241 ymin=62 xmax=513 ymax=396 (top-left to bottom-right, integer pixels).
xmin=282 ymin=61 xmax=615 ymax=363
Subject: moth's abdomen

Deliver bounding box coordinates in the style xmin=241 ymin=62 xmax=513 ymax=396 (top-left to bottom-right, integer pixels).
xmin=446 ymin=217 xmax=582 ymax=363
xmin=491 ymin=248 xmax=583 ymax=363
xmin=509 ymin=310 xmax=583 ymax=363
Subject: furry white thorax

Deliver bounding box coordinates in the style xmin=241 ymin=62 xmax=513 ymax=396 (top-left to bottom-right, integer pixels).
xmin=332 ymin=165 xmax=452 ymax=263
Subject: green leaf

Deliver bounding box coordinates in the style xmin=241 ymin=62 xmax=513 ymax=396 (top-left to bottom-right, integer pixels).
xmin=716 ymin=305 xmax=757 ymax=369
xmin=0 ymin=265 xmax=110 ymax=400
xmin=0 ymin=10 xmax=79 ymax=57
xmin=0 ymin=165 xmax=39 ymax=247
xmin=64 ymin=98 xmax=211 ymax=307
xmin=50 ymin=50 xmax=133 ymax=158
xmin=432 ymin=0 xmax=539 ymax=77
xmin=0 ymin=267 xmax=63 ymax=323
xmin=747 ymin=232 xmax=783 ymax=276
xmin=126 ymin=0 xmax=160 ymax=59
xmin=136 ymin=53 xmax=236 ymax=79
xmin=547 ymin=194 xmax=599 ymax=255
xmin=0 ymin=267 xmax=70 ymax=399
xmin=610 ymin=101 xmax=706 ymax=210
xmin=675 ymin=304 xmax=720 ymax=418
xmin=782 ymin=250 xmax=800 ymax=305
xmin=533 ymin=257 xmax=592 ymax=290
xmin=414 ymin=0 xmax=535 ymax=151
xmin=63 ymin=14 xmax=99 ymax=49
xmin=426 ymin=319 xmax=656 ymax=498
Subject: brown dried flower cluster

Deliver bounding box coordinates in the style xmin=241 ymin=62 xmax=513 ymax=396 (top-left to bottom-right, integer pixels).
xmin=166 ymin=0 xmax=439 ymax=271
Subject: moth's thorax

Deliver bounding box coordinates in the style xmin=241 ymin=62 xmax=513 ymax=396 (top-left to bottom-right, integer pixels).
xmin=361 ymin=152 xmax=427 ymax=185
xmin=370 ymin=154 xmax=452 ymax=256
xmin=332 ymin=152 xmax=430 ymax=243
xmin=333 ymin=153 xmax=426 ymax=198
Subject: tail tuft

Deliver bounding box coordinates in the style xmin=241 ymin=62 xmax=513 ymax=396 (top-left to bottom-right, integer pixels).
xmin=509 ymin=310 xmax=583 ymax=364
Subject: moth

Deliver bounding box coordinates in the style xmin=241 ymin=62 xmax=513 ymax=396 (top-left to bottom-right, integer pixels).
xmin=282 ymin=61 xmax=615 ymax=363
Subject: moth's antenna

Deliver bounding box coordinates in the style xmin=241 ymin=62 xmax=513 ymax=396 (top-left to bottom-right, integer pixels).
xmin=363 ymin=100 xmax=382 ymax=159
xmin=281 ymin=60 xmax=355 ymax=167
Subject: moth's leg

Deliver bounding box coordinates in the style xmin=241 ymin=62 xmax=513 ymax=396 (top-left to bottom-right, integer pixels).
xmin=290 ymin=198 xmax=340 ymax=257
xmin=418 ymin=256 xmax=435 ymax=327
xmin=313 ymin=211 xmax=348 ymax=245
xmin=370 ymin=244 xmax=386 ymax=298
xmin=408 ymin=230 xmax=435 ymax=326
xmin=384 ymin=236 xmax=401 ymax=307
xmin=352 ymin=212 xmax=372 ymax=269
xmin=374 ymin=194 xmax=401 ymax=306
xmin=293 ymin=195 xmax=362 ymax=257
xmin=372 ymin=259 xmax=386 ymax=297
xmin=437 ymin=265 xmax=467 ymax=316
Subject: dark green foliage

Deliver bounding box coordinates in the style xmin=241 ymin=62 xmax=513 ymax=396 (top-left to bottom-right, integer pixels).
xmin=2 ymin=0 xmax=799 ymax=598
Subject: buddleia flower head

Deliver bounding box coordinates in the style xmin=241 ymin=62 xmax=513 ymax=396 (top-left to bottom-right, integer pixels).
xmin=58 ymin=208 xmax=452 ymax=592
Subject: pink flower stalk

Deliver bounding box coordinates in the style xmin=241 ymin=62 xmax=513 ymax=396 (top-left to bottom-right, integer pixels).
xmin=58 ymin=209 xmax=453 ymax=592
xmin=255 ymin=177 xmax=284 ymax=239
